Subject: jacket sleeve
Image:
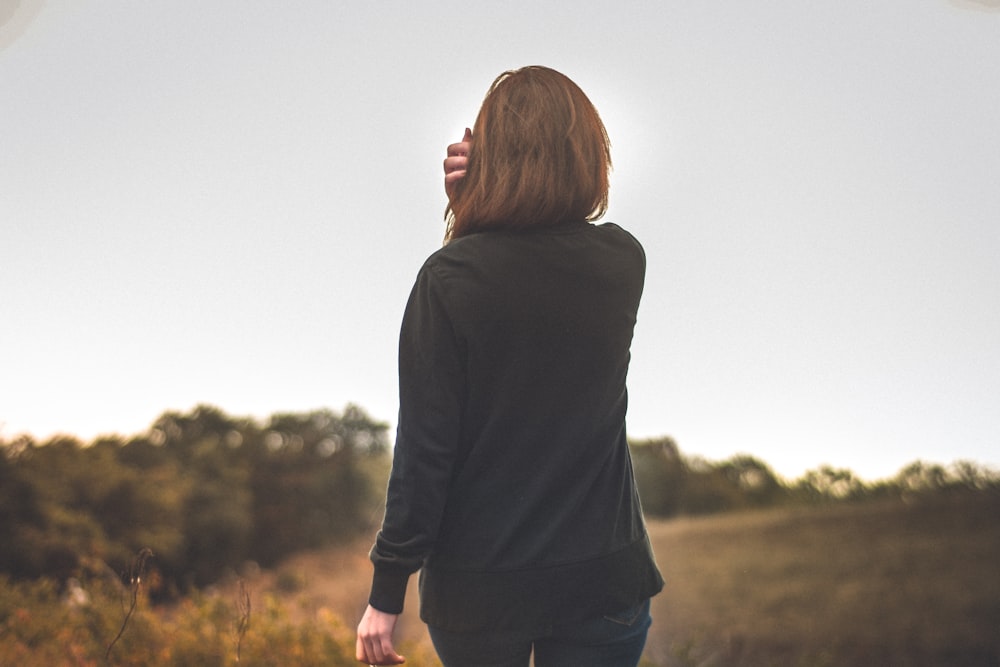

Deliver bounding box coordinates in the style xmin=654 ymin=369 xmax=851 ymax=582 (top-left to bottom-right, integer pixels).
xmin=368 ymin=261 xmax=465 ymax=614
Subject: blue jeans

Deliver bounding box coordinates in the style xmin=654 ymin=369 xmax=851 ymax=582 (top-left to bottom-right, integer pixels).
xmin=427 ymin=598 xmax=652 ymax=667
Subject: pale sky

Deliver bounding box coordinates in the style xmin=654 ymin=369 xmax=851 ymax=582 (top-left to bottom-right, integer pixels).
xmin=2 ymin=0 xmax=998 ymax=480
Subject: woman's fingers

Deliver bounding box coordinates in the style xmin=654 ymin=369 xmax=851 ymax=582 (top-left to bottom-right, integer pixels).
xmin=446 ymin=127 xmax=473 ymax=158
xmin=444 ymin=155 xmax=467 ymax=173
xmin=444 ymin=128 xmax=472 ymax=201
xmin=356 ymin=606 xmax=405 ymax=665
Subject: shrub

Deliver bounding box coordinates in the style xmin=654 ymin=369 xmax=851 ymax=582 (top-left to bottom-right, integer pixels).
xmin=0 ymin=574 xmax=360 ymax=666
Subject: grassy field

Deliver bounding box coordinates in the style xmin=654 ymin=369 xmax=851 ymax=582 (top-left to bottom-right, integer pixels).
xmin=4 ymin=491 xmax=998 ymax=665
xmin=252 ymin=490 xmax=999 ymax=666
xmin=643 ymin=492 xmax=1000 ymax=666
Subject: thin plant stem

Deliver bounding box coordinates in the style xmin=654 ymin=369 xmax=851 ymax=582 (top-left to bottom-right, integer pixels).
xmin=105 ymin=548 xmax=153 ymax=664
xmin=235 ymin=578 xmax=252 ymax=663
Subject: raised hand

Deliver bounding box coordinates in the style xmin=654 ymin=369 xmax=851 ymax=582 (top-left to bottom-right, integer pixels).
xmin=444 ymin=127 xmax=473 ymax=202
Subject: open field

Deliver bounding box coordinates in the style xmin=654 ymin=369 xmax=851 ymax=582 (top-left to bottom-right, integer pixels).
xmin=250 ymin=490 xmax=1000 ymax=666
xmin=643 ymin=492 xmax=1000 ymax=666
xmin=3 ymin=490 xmax=998 ymax=665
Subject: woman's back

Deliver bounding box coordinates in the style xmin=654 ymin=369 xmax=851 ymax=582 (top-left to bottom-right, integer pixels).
xmin=417 ymin=221 xmax=646 ymax=569
xmin=380 ymin=221 xmax=661 ymax=632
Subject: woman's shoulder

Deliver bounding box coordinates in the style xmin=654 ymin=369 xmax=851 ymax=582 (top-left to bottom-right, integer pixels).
xmin=421 ymin=221 xmax=643 ymax=273
xmin=438 ymin=221 xmax=641 ymax=247
xmin=594 ymin=222 xmax=643 ymax=250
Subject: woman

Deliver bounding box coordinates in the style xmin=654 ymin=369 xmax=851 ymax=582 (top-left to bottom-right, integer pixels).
xmin=356 ymin=66 xmax=663 ymax=667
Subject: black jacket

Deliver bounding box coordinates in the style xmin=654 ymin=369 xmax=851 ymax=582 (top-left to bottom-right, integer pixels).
xmin=368 ymin=221 xmax=663 ymax=633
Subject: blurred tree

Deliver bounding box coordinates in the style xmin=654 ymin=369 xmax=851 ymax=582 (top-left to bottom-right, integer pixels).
xmin=794 ymin=465 xmax=867 ymax=503
xmin=681 ymin=457 xmax=744 ymax=515
xmin=949 ymin=460 xmax=1000 ymax=491
xmin=717 ymin=454 xmax=787 ymax=508
xmin=152 ymin=404 xmax=244 ymax=464
xmin=181 ymin=451 xmax=252 ymax=587
xmin=249 ymin=406 xmax=389 ymax=564
xmin=629 ymin=437 xmax=686 ymax=517
xmin=1 ymin=437 xmax=111 ymax=579
xmin=896 ymin=460 xmax=948 ymax=494
xmin=0 ymin=437 xmax=46 ymax=576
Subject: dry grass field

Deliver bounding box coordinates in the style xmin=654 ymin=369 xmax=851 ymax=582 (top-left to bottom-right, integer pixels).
xmin=643 ymin=492 xmax=1000 ymax=666
xmin=251 ymin=491 xmax=1000 ymax=666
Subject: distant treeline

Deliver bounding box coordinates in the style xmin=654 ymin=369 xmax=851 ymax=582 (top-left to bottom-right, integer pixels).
xmin=630 ymin=436 xmax=1000 ymax=517
xmin=0 ymin=405 xmax=390 ymax=597
xmin=2 ymin=406 xmax=997 ymax=596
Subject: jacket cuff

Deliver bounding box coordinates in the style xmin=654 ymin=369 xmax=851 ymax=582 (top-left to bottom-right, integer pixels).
xmin=368 ymin=566 xmax=411 ymax=614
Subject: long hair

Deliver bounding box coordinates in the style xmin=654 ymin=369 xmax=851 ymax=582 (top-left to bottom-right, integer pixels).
xmin=444 ymin=66 xmax=612 ymax=242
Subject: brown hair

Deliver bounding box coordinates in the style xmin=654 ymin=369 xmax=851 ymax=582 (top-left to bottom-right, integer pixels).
xmin=444 ymin=66 xmax=612 ymax=241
